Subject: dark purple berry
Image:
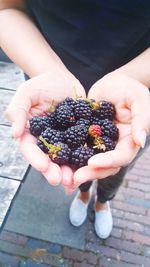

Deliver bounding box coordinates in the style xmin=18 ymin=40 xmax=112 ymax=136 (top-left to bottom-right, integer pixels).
xmin=37 ymin=127 xmax=65 ymax=153
xmin=29 ymin=116 xmax=51 ymax=137
xmin=47 ymin=112 xmax=57 ymax=128
xmin=74 ymin=99 xmax=92 ymax=120
xmin=65 ymin=125 xmax=88 ymax=149
xmin=102 ymin=136 xmax=116 ymax=151
xmin=93 ymin=100 xmax=116 ymax=120
xmin=76 ymin=118 xmax=91 ymax=127
xmin=101 ymin=119 xmax=119 ymax=141
xmin=72 ymin=146 xmax=94 ymax=167
xmin=56 ymin=105 xmax=76 ymax=129
xmin=49 ymin=142 xmax=71 ymax=165
xmin=58 ymin=97 xmax=75 ymax=110
xmin=91 ymin=117 xmax=103 ymax=126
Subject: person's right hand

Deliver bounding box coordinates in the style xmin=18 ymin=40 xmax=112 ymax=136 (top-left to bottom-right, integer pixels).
xmin=6 ymin=70 xmax=86 ymax=186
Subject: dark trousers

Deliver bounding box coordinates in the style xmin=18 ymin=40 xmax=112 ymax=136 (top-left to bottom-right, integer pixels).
xmin=79 ymin=135 xmax=150 ymax=203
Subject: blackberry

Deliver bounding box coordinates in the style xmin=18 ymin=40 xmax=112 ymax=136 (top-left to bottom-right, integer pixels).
xmin=65 ymin=125 xmax=88 ymax=149
xmin=58 ymin=97 xmax=76 ymax=110
xmin=101 ymin=119 xmax=119 ymax=141
xmin=76 ymin=118 xmax=91 ymax=127
xmin=37 ymin=139 xmax=49 ymax=153
xmin=48 ymin=142 xmax=71 ymax=165
xmin=47 ymin=111 xmax=57 ymax=128
xmin=91 ymin=117 xmax=103 ymax=126
xmin=29 ymin=115 xmax=50 ymax=137
xmin=72 ymin=146 xmax=94 ymax=167
xmin=37 ymin=127 xmax=64 ymax=153
xmin=93 ymin=100 xmax=116 ymax=120
xmin=56 ymin=105 xmax=76 ymax=129
xmin=74 ymin=99 xmax=92 ymax=120
xmin=102 ymin=136 xmax=116 ymax=151
xmin=93 ymin=136 xmax=115 ymax=152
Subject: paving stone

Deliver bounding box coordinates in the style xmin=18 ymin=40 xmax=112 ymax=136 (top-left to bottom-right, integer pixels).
xmin=85 ymin=229 xmax=98 ymax=243
xmin=0 ymin=263 xmax=12 ymax=267
xmin=0 ymin=240 xmax=67 ymax=267
xmin=27 ymin=239 xmax=61 ymax=254
xmin=130 ymin=168 xmax=150 ymax=178
xmin=4 ymin=168 xmax=87 ymax=250
xmin=99 ymin=245 xmax=121 ymax=259
xmin=143 ymin=226 xmax=150 ymax=236
xmin=62 ymin=247 xmax=84 ymax=262
xmin=0 ymin=230 xmax=28 ymax=246
xmin=121 ymin=251 xmax=150 ymax=267
xmin=0 ymin=177 xmax=20 ymax=226
xmin=0 ymin=125 xmax=28 ymax=180
xmin=99 ymin=257 xmax=136 ymax=267
xmin=111 ymin=227 xmax=122 ymax=238
xmin=0 ymin=62 xmax=24 ymax=90
xmin=20 ymin=259 xmax=50 ymax=267
xmin=128 ymin=182 xmax=150 ymax=193
xmin=113 ymin=217 xmax=144 ymax=232
xmin=85 ymin=252 xmax=98 ymax=265
xmin=0 ymin=251 xmax=20 ymax=267
xmin=124 ymin=212 xmax=150 ymax=225
xmin=85 ymin=242 xmax=101 ymax=254
xmin=0 ymin=88 xmax=15 ymax=125
xmin=111 ymin=208 xmax=124 ymax=218
xmin=123 ymin=230 xmax=150 ymax=245
xmin=0 ymin=240 xmax=30 ymax=258
xmin=144 ymin=246 xmax=150 ymax=258
xmin=42 ymin=253 xmax=67 ymax=267
xmin=112 ymin=200 xmax=146 ymax=215
xmin=122 ymin=188 xmax=145 ymax=199
xmin=74 ymin=261 xmax=94 ymax=267
xmin=105 ymin=237 xmax=142 ymax=254
xmin=126 ymin=197 xmax=150 ymax=208
xmin=125 ymin=173 xmax=138 ymax=181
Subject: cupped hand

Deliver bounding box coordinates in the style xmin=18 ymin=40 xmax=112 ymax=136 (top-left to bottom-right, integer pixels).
xmin=5 ymin=70 xmax=86 ymax=186
xmin=72 ymin=72 xmax=150 ymax=187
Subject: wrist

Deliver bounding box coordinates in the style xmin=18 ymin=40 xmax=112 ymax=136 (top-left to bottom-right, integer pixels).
xmin=29 ymin=58 xmax=69 ymax=77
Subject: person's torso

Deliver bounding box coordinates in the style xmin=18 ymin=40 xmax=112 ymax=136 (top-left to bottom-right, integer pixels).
xmin=26 ymin=0 xmax=150 ymax=90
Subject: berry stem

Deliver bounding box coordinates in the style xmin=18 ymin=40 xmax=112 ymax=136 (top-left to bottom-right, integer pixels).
xmin=39 ymin=137 xmax=61 ymax=153
xmin=85 ymin=99 xmax=100 ymax=110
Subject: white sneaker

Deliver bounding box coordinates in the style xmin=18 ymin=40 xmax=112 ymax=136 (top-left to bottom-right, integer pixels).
xmin=69 ymin=189 xmax=93 ymax=227
xmin=94 ymin=202 xmax=113 ymax=239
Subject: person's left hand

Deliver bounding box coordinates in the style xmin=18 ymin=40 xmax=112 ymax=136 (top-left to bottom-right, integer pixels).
xmin=68 ymin=71 xmax=150 ymax=192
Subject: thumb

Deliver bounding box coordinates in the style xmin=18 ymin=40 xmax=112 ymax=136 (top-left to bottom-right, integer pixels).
xmin=5 ymin=89 xmax=31 ymax=138
xmin=129 ymin=86 xmax=150 ymax=148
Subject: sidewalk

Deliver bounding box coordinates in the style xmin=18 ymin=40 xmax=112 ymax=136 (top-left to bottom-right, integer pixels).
xmin=0 ymin=62 xmax=150 ymax=267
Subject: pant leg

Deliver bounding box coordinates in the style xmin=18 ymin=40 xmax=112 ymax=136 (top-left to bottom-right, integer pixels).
xmin=79 ymin=181 xmax=93 ymax=192
xmin=96 ymin=135 xmax=150 ymax=203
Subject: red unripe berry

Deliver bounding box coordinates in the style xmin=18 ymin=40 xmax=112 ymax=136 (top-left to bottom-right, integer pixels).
xmin=88 ymin=124 xmax=101 ymax=138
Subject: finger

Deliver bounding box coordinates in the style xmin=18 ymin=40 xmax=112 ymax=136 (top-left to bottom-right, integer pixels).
xmin=42 ymin=161 xmax=62 ymax=186
xmin=88 ymin=134 xmax=139 ymax=168
xmin=5 ymin=87 xmax=31 ymax=138
xmin=127 ymin=84 xmax=150 ymax=147
xmin=61 ymin=165 xmax=74 ymax=186
xmin=63 ymin=185 xmax=76 ymax=195
xmin=19 ymin=131 xmax=49 ymax=172
xmin=73 ymin=166 xmax=119 ymax=185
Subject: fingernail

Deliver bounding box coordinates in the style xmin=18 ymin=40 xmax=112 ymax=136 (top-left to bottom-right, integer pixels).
xmin=139 ymin=130 xmax=146 ymax=148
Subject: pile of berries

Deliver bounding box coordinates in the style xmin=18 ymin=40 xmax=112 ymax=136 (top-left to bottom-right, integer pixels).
xmin=29 ymin=98 xmax=119 ymax=168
